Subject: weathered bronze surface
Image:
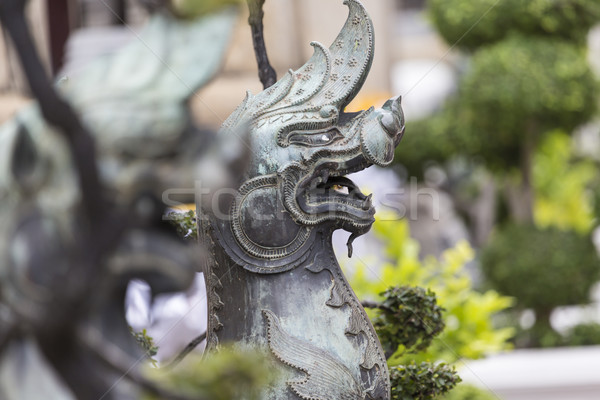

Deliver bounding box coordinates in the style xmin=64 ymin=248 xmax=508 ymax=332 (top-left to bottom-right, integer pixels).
xmin=201 ymin=1 xmax=405 ymax=399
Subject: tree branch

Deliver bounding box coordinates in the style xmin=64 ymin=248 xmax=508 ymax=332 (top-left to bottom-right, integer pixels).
xmin=164 ymin=332 xmax=206 ymax=369
xmin=361 ymin=300 xmax=383 ymax=309
xmin=246 ymin=0 xmax=277 ymax=89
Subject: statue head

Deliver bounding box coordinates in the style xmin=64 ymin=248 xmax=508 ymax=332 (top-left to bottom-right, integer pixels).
xmin=214 ymin=0 xmax=404 ymax=271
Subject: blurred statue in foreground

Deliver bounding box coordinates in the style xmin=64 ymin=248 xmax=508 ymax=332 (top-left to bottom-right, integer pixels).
xmin=0 ymin=2 xmax=238 ymax=399
xmin=201 ymin=1 xmax=405 ymax=399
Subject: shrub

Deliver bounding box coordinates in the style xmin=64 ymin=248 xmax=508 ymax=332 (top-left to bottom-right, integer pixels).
xmin=349 ymin=216 xmax=514 ymax=364
xmin=394 ymin=107 xmax=457 ymax=178
xmin=395 ymin=37 xmax=598 ymax=174
xmin=454 ymin=35 xmax=598 ymax=171
xmin=373 ymin=286 xmax=445 ymax=358
xmin=428 ymin=0 xmax=600 ymax=50
xmin=440 ymin=383 xmax=498 ymax=400
xmin=169 ymin=0 xmax=243 ymax=19
xmin=481 ymin=223 xmax=600 ymax=345
xmin=390 ymin=361 xmax=461 ymax=400
xmin=481 ymin=224 xmax=599 ymax=311
xmin=143 ymin=348 xmax=274 ymax=400
xmin=563 ymin=323 xmax=600 ymax=347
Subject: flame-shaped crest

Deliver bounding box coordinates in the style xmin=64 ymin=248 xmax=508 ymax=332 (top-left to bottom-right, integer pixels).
xmin=222 ymin=0 xmax=374 ymax=139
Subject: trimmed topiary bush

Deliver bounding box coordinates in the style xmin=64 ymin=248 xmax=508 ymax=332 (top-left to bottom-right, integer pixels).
xmin=440 ymin=383 xmax=497 ymax=400
xmin=563 ymin=323 xmax=600 ymax=347
xmin=481 ymin=223 xmax=600 ymax=345
xmin=373 ymin=286 xmax=445 ymax=358
xmin=394 ymin=105 xmax=458 ymax=179
xmin=418 ymin=0 xmax=600 ymax=353
xmin=394 ymin=35 xmax=598 ymax=176
xmin=390 ymin=361 xmax=461 ymax=400
xmin=454 ymin=35 xmax=598 ymax=171
xmin=352 ymin=217 xmax=515 ymax=363
xmin=428 ymin=0 xmax=600 ymax=50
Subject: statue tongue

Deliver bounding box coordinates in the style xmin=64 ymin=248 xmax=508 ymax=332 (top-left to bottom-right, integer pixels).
xmin=347 ymin=232 xmax=359 ymax=258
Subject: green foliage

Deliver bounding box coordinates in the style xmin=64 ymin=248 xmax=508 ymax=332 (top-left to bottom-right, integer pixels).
xmin=130 ymin=327 xmax=159 ymax=367
xmin=533 ymin=131 xmax=597 ymax=233
xmin=428 ymin=0 xmax=512 ymax=50
xmin=397 ymin=36 xmax=599 ymax=173
xmin=170 ymin=0 xmax=242 ymax=19
xmin=142 ymin=348 xmax=274 ymax=400
xmin=168 ymin=210 xmax=198 ymax=240
xmin=422 ymin=0 xmax=600 ymax=351
xmin=454 ymin=35 xmax=598 ymax=170
xmin=371 ymin=285 xmax=461 ymax=399
xmin=374 ymin=286 xmax=445 ymax=358
xmin=348 ymin=216 xmax=514 ymax=364
xmin=516 ymin=323 xmax=565 ymax=348
xmin=394 ymin=110 xmax=456 ymax=178
xmin=481 ymin=223 xmax=600 ymax=311
xmin=428 ymin=0 xmax=600 ymax=50
xmin=563 ymin=323 xmax=600 ymax=347
xmin=390 ymin=361 xmax=461 ymax=400
xmin=440 ymin=383 xmax=497 ymax=400
xmin=400 ymin=7 xmax=599 ymax=173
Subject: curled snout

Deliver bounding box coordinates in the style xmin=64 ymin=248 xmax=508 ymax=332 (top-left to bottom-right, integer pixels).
xmin=380 ymin=96 xmax=405 ymax=144
xmin=360 ymin=96 xmax=405 ymax=167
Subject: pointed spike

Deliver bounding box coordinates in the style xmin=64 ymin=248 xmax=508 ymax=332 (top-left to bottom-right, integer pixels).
xmin=392 ymin=95 xmax=402 ymax=112
xmin=362 ymin=193 xmax=373 ymax=210
xmin=244 ymin=0 xmax=373 ymax=117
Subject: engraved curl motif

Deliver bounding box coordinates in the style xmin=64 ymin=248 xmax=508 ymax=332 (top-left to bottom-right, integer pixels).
xmin=230 ymin=175 xmax=313 ymax=261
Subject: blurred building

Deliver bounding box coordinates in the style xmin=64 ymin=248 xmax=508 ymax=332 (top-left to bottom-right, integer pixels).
xmin=0 ymin=0 xmax=460 ymax=127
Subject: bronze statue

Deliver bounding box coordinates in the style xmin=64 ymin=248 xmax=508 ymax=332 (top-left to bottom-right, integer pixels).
xmin=201 ymin=1 xmax=405 ymax=399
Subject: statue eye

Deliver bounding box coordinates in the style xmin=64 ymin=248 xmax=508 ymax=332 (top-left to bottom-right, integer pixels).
xmin=288 ymin=128 xmax=343 ymax=147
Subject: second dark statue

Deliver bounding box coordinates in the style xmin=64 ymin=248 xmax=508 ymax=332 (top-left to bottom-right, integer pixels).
xmin=200 ymin=1 xmax=405 ymax=398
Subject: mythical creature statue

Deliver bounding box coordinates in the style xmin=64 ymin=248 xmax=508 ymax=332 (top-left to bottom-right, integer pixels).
xmin=0 ymin=7 xmax=237 ymax=399
xmin=201 ymin=1 xmax=405 ymax=399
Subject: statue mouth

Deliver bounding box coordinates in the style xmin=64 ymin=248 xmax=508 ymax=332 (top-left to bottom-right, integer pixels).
xmin=281 ymin=154 xmax=376 ymax=241
xmin=298 ymin=174 xmax=375 ymax=222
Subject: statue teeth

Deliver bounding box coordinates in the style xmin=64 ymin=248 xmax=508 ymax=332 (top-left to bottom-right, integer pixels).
xmin=310 ymin=177 xmax=323 ymax=189
xmin=362 ymin=194 xmax=372 ymax=210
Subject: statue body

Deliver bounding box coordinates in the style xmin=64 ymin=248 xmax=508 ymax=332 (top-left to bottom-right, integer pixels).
xmin=201 ymin=1 xmax=405 ymax=399
xmin=206 ymin=221 xmax=389 ymax=399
